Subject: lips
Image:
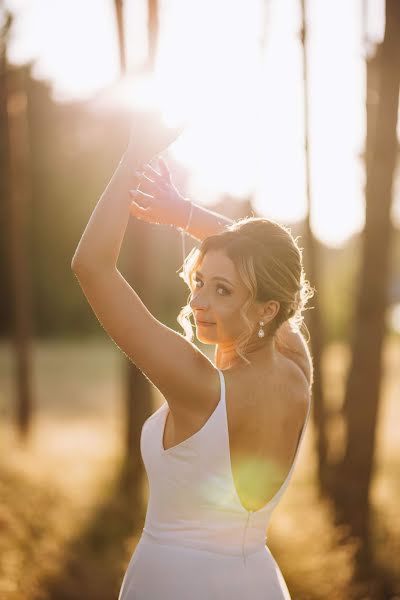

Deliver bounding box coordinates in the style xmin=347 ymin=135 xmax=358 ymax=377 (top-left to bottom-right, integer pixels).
xmin=196 ymin=320 xmax=215 ymax=325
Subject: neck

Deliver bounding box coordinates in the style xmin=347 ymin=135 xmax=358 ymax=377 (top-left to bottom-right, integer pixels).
xmin=215 ymin=336 xmax=277 ymax=371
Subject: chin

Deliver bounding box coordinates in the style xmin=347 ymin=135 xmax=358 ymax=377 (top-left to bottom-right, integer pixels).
xmin=196 ymin=332 xmax=215 ymax=344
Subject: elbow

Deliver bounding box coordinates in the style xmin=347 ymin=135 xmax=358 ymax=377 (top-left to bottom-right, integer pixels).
xmin=71 ymin=257 xmax=115 ymax=278
xmin=71 ymin=256 xmax=83 ymax=273
xmin=71 ymin=256 xmax=93 ymax=275
xmin=71 ymin=250 xmax=97 ymax=273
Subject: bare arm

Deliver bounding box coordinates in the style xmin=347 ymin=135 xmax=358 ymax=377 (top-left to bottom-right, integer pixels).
xmin=176 ymin=202 xmax=234 ymax=241
xmin=72 ymin=111 xmax=183 ymax=270
xmin=70 ymin=121 xmax=222 ymax=417
xmin=72 ymin=154 xmax=142 ymax=270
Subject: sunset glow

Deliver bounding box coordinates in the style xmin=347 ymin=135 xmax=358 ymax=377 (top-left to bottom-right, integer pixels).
xmin=4 ymin=0 xmax=398 ymax=247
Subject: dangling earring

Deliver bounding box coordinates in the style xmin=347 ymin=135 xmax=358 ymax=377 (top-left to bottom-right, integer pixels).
xmin=258 ymin=320 xmax=265 ymax=338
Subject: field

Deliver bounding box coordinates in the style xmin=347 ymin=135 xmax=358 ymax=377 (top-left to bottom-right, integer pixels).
xmin=0 ymin=337 xmax=399 ymax=600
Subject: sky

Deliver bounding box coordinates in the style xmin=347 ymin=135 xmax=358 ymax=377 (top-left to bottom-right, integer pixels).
xmin=3 ymin=0 xmax=400 ymax=248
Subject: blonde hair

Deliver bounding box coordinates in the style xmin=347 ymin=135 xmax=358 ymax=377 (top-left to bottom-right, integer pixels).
xmin=177 ymin=217 xmax=315 ymax=366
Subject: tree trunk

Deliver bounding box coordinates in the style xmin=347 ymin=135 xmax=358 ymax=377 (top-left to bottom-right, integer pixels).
xmin=299 ymin=0 xmax=329 ymax=496
xmin=332 ymin=0 xmax=400 ymax=563
xmin=3 ymin=23 xmax=34 ymax=442
xmin=114 ymin=1 xmax=160 ymax=500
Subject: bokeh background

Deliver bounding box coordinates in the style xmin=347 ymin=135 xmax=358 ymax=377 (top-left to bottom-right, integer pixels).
xmin=0 ymin=1 xmax=399 ymax=599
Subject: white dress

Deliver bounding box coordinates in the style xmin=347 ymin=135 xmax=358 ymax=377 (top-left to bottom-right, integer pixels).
xmin=118 ymin=368 xmax=312 ymax=599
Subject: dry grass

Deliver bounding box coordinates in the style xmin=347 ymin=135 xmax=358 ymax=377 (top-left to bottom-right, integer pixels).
xmin=0 ymin=337 xmax=399 ymax=599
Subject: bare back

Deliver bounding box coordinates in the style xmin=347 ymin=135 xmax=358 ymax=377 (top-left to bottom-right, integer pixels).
xmin=162 ymin=353 xmax=310 ymax=512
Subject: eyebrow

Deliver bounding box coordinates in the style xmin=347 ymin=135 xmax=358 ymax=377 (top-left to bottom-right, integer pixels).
xmin=194 ymin=270 xmax=235 ymax=287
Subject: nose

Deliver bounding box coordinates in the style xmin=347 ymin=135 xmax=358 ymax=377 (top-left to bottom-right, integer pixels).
xmin=189 ymin=289 xmax=210 ymax=312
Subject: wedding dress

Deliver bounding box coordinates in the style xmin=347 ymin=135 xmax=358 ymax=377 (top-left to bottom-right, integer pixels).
xmin=118 ymin=367 xmax=311 ymax=599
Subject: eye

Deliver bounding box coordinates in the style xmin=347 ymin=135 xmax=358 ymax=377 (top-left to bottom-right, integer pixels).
xmin=192 ymin=277 xmax=230 ymax=296
xmin=216 ymin=284 xmax=229 ymax=296
xmin=193 ymin=277 xmax=202 ymax=288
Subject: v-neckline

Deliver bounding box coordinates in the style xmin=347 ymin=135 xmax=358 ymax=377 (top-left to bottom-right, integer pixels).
xmin=160 ymin=392 xmax=223 ymax=454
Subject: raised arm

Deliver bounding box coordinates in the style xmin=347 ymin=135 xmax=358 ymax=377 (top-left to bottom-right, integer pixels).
xmin=70 ymin=119 xmax=222 ymax=418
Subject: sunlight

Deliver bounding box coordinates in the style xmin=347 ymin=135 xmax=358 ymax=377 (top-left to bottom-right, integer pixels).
xmin=149 ymin=0 xmax=266 ymax=198
xmin=4 ymin=0 xmax=397 ymax=247
xmin=5 ymin=0 xmax=120 ymax=102
xmin=131 ymin=72 xmax=190 ymax=129
xmin=94 ymin=71 xmax=190 ymax=130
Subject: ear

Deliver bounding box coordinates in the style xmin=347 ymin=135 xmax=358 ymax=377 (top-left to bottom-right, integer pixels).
xmin=261 ymin=300 xmax=280 ymax=323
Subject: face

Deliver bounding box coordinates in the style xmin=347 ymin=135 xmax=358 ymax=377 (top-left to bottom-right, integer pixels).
xmin=189 ymin=249 xmax=263 ymax=346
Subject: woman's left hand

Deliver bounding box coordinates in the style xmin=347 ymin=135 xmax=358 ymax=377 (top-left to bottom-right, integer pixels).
xmin=129 ymin=157 xmax=190 ymax=228
xmin=126 ymin=108 xmax=185 ymax=165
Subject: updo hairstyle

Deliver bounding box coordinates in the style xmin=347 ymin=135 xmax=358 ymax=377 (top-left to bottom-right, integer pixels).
xmin=177 ymin=217 xmax=315 ymax=366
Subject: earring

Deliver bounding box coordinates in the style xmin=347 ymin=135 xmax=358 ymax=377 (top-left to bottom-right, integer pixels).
xmin=258 ymin=320 xmax=265 ymax=338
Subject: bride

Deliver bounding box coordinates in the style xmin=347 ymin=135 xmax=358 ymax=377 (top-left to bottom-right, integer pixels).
xmin=72 ymin=111 xmax=314 ymax=599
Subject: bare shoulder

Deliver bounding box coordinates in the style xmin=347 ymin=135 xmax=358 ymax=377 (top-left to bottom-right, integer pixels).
xmin=277 ymin=353 xmax=311 ymax=422
xmin=275 ymin=324 xmax=314 ymax=390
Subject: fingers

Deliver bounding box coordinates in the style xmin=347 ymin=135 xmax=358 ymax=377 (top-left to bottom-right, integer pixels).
xmin=129 ymin=200 xmax=152 ymax=222
xmin=129 ymin=188 xmax=153 ymax=207
xmin=136 ymin=172 xmax=170 ymax=198
xmin=143 ymin=163 xmax=162 ymax=181
xmin=139 ymin=165 xmax=169 ymax=193
xmin=134 ymin=165 xmax=158 ymax=184
xmin=142 ymin=164 xmax=169 ymax=191
xmin=135 ymin=174 xmax=157 ymax=197
xmin=130 ymin=200 xmax=150 ymax=213
xmin=141 ymin=158 xmax=171 ymax=186
xmin=140 ymin=172 xmax=160 ymax=190
xmin=157 ymin=157 xmax=172 ymax=183
xmin=141 ymin=172 xmax=154 ymax=183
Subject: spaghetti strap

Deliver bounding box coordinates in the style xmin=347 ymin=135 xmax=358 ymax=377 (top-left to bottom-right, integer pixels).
xmin=216 ymin=367 xmax=226 ymax=402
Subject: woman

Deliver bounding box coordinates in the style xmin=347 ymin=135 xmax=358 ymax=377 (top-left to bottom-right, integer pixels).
xmin=72 ymin=112 xmax=314 ymax=599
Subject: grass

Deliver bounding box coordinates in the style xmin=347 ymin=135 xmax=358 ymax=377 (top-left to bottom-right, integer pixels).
xmin=0 ymin=337 xmax=399 ymax=599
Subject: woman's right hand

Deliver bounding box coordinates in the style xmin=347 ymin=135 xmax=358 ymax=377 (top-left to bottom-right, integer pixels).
xmin=129 ymin=157 xmax=191 ymax=228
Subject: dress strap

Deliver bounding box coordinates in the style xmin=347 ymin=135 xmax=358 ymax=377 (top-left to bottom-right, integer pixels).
xmin=216 ymin=368 xmax=226 ymax=405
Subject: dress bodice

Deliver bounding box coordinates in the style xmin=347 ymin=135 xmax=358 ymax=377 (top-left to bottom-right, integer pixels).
xmin=140 ymin=368 xmax=311 ymax=564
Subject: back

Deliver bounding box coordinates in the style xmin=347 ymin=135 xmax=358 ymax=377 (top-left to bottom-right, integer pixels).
xmin=158 ymin=353 xmax=310 ymax=513
xmin=222 ymin=354 xmax=310 ymax=511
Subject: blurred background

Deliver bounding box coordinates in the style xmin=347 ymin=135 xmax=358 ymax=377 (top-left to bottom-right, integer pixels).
xmin=0 ymin=0 xmax=399 ymax=598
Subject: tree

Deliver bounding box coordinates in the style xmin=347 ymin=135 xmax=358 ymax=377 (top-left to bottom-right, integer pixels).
xmin=331 ymin=0 xmax=400 ymax=571
xmin=1 ymin=11 xmax=34 ymax=441
xmin=113 ymin=0 xmax=161 ymax=505
xmin=299 ymin=0 xmax=329 ymax=496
